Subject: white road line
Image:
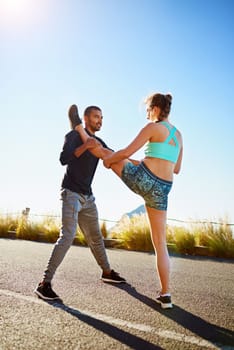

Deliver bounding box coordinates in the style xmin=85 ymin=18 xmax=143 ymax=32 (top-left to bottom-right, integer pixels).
xmin=0 ymin=288 xmax=227 ymax=349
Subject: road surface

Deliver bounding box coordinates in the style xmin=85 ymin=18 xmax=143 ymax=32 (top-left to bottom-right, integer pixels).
xmin=0 ymin=239 xmax=233 ymax=349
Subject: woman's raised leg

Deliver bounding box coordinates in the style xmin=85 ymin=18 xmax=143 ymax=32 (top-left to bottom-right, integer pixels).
xmin=74 ymin=124 xmax=129 ymax=177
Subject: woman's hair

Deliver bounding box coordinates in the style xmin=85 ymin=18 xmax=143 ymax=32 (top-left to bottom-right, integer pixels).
xmin=145 ymin=93 xmax=172 ymax=121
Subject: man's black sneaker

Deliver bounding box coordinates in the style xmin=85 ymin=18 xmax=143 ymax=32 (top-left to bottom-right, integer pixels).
xmin=156 ymin=294 xmax=173 ymax=309
xmin=34 ymin=282 xmax=60 ymax=301
xmin=101 ymin=269 xmax=126 ymax=283
xmin=68 ymin=104 xmax=82 ymax=129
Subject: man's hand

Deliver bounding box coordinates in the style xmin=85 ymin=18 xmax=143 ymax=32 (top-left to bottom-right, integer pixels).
xmin=103 ymin=156 xmax=112 ymax=169
xmin=73 ymin=137 xmax=101 ymax=158
xmin=85 ymin=137 xmax=101 ymax=150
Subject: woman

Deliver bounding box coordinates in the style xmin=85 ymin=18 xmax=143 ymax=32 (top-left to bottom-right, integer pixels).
xmin=69 ymin=92 xmax=183 ymax=309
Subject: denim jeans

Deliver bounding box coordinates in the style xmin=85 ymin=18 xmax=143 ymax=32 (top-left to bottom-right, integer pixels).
xmin=43 ymin=188 xmax=110 ymax=282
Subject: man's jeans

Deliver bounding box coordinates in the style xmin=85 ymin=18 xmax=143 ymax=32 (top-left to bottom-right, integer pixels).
xmin=43 ymin=188 xmax=110 ymax=282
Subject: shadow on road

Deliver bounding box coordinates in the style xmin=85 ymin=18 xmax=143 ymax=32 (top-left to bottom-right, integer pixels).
xmin=45 ymin=299 xmax=163 ymax=350
xmin=114 ymin=283 xmax=234 ymax=348
xmin=169 ymin=252 xmax=234 ymax=264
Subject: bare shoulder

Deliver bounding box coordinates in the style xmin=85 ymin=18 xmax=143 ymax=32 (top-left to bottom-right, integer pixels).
xmin=143 ymin=122 xmax=162 ymax=131
xmin=140 ymin=122 xmax=158 ymax=133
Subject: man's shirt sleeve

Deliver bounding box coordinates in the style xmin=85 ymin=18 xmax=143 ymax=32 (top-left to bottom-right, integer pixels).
xmin=59 ymin=131 xmax=82 ymax=165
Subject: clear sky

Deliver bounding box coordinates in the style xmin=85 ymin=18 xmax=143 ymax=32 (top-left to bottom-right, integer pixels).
xmin=0 ymin=0 xmax=233 ymax=225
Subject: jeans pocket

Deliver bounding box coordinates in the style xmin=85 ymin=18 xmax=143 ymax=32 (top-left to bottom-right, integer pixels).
xmin=62 ymin=198 xmax=79 ymax=221
xmin=60 ymin=188 xmax=67 ymax=200
xmin=61 ymin=189 xmax=80 ymax=220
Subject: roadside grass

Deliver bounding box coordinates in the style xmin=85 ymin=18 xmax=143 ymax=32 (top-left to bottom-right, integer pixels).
xmin=0 ymin=215 xmax=87 ymax=246
xmin=193 ymin=220 xmax=234 ymax=258
xmin=110 ymin=214 xmax=153 ymax=252
xmin=110 ymin=214 xmax=234 ymax=258
xmin=0 ymin=213 xmax=233 ymax=258
xmin=172 ymin=227 xmax=196 ymax=255
xmin=0 ymin=215 xmax=19 ymax=237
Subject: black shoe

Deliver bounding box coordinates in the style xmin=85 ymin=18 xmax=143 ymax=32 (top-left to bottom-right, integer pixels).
xmin=156 ymin=294 xmax=173 ymax=309
xmin=34 ymin=282 xmax=60 ymax=301
xmin=68 ymin=104 xmax=82 ymax=129
xmin=101 ymin=269 xmax=126 ymax=283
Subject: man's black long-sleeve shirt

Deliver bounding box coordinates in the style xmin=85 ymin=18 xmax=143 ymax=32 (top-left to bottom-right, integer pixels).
xmin=60 ymin=129 xmax=110 ymax=195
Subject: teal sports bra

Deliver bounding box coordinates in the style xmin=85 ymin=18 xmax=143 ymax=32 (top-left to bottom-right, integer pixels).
xmin=144 ymin=121 xmax=180 ymax=163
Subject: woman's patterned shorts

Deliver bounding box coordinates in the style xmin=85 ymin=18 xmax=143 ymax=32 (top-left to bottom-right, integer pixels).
xmin=121 ymin=161 xmax=172 ymax=210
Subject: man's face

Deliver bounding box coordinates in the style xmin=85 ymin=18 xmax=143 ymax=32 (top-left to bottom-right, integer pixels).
xmin=84 ymin=109 xmax=103 ymax=133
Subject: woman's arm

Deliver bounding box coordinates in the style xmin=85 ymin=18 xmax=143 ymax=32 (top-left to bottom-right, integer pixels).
xmin=103 ymin=123 xmax=154 ymax=167
xmin=174 ymin=134 xmax=183 ymax=174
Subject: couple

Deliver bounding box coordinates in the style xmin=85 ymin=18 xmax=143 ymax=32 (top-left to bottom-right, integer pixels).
xmin=35 ymin=92 xmax=183 ymax=309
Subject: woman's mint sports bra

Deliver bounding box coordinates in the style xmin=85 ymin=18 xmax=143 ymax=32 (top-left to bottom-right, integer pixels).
xmin=144 ymin=121 xmax=180 ymax=163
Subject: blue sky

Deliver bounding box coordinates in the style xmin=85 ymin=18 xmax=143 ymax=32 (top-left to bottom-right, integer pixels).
xmin=0 ymin=0 xmax=233 ymax=225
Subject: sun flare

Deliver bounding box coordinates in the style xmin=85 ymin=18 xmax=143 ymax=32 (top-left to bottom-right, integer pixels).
xmin=0 ymin=0 xmax=48 ymax=29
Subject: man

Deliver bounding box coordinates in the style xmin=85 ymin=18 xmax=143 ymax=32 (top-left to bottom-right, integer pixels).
xmin=34 ymin=105 xmax=126 ymax=301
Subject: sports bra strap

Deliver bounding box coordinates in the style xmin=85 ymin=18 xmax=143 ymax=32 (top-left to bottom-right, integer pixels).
xmin=160 ymin=122 xmax=178 ymax=146
xmin=160 ymin=121 xmax=170 ymax=129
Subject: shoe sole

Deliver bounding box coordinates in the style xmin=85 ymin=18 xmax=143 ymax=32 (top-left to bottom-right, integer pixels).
xmin=69 ymin=104 xmax=78 ymax=117
xmin=155 ymin=299 xmax=173 ymax=309
xmin=34 ymin=289 xmax=60 ymax=301
xmin=101 ymin=278 xmax=126 ymax=284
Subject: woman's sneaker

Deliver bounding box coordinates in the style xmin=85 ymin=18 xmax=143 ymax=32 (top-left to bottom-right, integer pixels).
xmin=68 ymin=104 xmax=82 ymax=129
xmin=34 ymin=282 xmax=60 ymax=301
xmin=156 ymin=294 xmax=173 ymax=309
xmin=101 ymin=269 xmax=126 ymax=283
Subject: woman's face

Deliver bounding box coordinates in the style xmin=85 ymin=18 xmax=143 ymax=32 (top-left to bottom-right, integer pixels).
xmin=146 ymin=105 xmax=160 ymax=121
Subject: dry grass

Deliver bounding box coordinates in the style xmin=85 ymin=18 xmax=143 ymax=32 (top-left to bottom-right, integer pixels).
xmin=0 ymin=213 xmax=233 ymax=258
xmin=110 ymin=214 xmax=153 ymax=252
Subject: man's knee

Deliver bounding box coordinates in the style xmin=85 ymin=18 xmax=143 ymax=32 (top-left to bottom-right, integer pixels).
xmin=58 ymin=227 xmax=76 ymax=246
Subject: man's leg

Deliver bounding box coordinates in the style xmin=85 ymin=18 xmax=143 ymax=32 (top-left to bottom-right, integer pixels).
xmin=78 ymin=195 xmax=126 ymax=283
xmin=34 ymin=189 xmax=80 ymax=300
xmin=43 ymin=189 xmax=80 ymax=281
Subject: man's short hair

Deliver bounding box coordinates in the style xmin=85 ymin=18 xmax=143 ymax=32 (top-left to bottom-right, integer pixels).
xmin=84 ymin=106 xmax=101 ymax=117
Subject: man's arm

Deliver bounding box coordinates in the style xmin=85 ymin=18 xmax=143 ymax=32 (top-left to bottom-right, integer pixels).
xmin=59 ymin=132 xmax=100 ymax=165
xmin=60 ymin=132 xmax=79 ymax=165
xmin=73 ymin=138 xmax=101 ymax=158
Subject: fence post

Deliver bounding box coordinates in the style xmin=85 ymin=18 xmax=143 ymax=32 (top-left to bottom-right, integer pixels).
xmin=22 ymin=207 xmax=30 ymax=222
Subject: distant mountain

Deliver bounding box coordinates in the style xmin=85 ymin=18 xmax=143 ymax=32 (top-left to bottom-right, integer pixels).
xmin=125 ymin=204 xmax=146 ymax=218
xmin=109 ymin=205 xmax=146 ymax=233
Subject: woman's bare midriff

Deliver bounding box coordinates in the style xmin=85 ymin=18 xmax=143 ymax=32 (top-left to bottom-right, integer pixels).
xmin=142 ymin=157 xmax=175 ymax=181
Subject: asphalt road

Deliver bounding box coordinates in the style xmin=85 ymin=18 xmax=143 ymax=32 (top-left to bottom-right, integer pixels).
xmin=0 ymin=238 xmax=233 ymax=350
